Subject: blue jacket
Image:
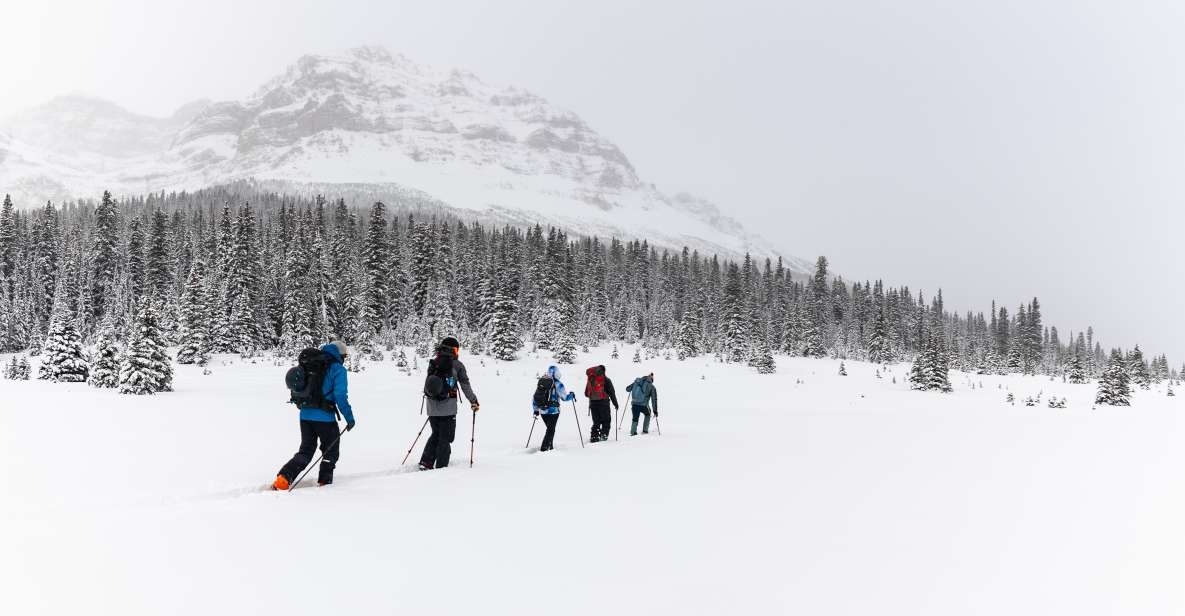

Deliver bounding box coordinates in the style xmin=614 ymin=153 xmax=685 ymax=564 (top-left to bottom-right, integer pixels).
xmin=532 ymin=365 xmax=576 ymax=416
xmin=300 ymin=344 xmax=355 ymax=424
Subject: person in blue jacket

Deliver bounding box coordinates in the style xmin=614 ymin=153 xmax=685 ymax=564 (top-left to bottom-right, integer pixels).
xmin=274 ymin=341 xmax=356 ymax=489
xmin=532 ymin=365 xmax=576 ymax=452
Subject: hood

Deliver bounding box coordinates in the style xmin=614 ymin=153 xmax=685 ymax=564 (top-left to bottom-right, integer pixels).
xmin=547 ymin=365 xmax=563 ymax=382
xmin=587 ymin=365 xmax=605 ymax=377
xmin=321 ymin=343 xmax=343 ymax=363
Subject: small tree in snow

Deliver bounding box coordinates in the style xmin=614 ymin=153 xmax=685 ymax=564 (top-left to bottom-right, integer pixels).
xmin=1095 ymin=351 xmax=1131 ymax=406
xmin=118 ymin=300 xmax=174 ymax=395
xmin=4 ymin=356 xmax=30 ymax=380
xmin=838 ymin=361 xmax=848 ymax=376
xmin=38 ymin=313 xmax=89 ymax=382
xmin=88 ymin=330 xmax=121 ymax=388
xmin=632 ymin=347 xmax=642 ymax=363
xmin=747 ymin=335 xmax=777 ymax=374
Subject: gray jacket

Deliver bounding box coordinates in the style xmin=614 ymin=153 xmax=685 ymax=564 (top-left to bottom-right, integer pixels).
xmin=426 ymin=359 xmax=478 ymax=417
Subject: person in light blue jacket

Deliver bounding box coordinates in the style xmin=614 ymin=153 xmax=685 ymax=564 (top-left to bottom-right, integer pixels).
xmin=274 ymin=342 xmax=356 ymax=489
xmin=532 ymin=365 xmax=575 ymax=452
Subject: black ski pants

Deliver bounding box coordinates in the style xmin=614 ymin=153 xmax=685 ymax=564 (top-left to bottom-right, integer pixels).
xmin=590 ymin=400 xmax=613 ymax=440
xmin=420 ymin=415 xmax=457 ymax=468
xmin=278 ymin=420 xmax=341 ymax=484
xmin=540 ymin=412 xmax=560 ymax=451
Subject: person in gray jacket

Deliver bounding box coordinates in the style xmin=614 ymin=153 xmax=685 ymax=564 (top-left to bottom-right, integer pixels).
xmin=419 ymin=336 xmax=479 ymax=470
xmin=625 ymin=373 xmax=658 ymax=435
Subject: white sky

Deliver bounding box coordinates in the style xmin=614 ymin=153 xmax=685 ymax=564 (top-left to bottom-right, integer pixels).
xmin=3 ymin=0 xmax=1184 ymax=359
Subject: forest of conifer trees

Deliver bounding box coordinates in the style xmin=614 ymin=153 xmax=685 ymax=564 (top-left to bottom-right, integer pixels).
xmin=0 ymin=187 xmax=1175 ymax=392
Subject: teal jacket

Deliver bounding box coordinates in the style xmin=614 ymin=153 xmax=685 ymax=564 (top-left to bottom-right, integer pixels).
xmin=626 ymin=377 xmax=657 ymax=413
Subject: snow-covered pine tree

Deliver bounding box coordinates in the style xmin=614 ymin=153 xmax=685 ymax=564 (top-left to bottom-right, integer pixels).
xmin=118 ymin=299 xmax=174 ymax=395
xmin=720 ymin=263 xmax=749 ymax=363
xmin=175 ymin=260 xmax=210 ymax=365
xmin=88 ymin=329 xmax=121 ymax=388
xmin=839 ymin=361 xmax=847 ymax=376
xmin=867 ymin=307 xmax=894 ymax=364
xmin=38 ymin=312 xmax=89 ymax=382
xmin=675 ymin=308 xmax=701 ymax=360
xmin=1095 ymin=351 xmax=1131 ymax=406
xmin=1127 ymin=345 xmax=1151 ymax=389
xmin=632 ymin=347 xmax=641 ymax=363
xmin=747 ymin=333 xmax=776 ymax=374
xmin=486 ymin=287 xmax=522 ymax=361
xmin=1066 ymin=352 xmax=1087 ymax=384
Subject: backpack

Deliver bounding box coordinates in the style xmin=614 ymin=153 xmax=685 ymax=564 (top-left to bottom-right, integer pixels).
xmin=533 ymin=375 xmax=556 ymax=409
xmin=285 ymin=348 xmax=336 ymax=412
xmin=423 ymin=347 xmax=458 ymax=401
xmin=630 ymin=378 xmax=649 ymax=405
xmin=585 ymin=366 xmax=607 ymax=401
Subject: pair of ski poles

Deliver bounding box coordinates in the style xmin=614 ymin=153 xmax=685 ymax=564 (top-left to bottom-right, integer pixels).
xmin=526 ymin=395 xmax=586 ymax=449
xmin=401 ymin=396 xmax=478 ymax=468
xmin=615 ymin=404 xmax=661 ymax=438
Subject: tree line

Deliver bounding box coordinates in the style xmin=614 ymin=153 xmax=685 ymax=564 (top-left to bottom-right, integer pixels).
xmin=0 ymin=188 xmax=1174 ymax=392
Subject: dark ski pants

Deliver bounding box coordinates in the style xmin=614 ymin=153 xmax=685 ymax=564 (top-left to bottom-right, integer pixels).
xmin=540 ymin=413 xmax=560 ymax=451
xmin=630 ymin=404 xmax=651 ymax=434
xmin=278 ymin=420 xmax=341 ymax=484
xmin=420 ymin=415 xmax=457 ymax=468
xmin=590 ymin=401 xmax=613 ymax=441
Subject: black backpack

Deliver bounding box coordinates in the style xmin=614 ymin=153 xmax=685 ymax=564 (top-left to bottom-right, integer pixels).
xmin=533 ymin=375 xmax=556 ymax=409
xmin=423 ymin=347 xmax=458 ymax=401
xmin=285 ymin=348 xmax=337 ymax=412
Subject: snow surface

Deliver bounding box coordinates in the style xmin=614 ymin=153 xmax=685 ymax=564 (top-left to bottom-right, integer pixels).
xmin=2 ymin=349 xmax=1182 ymax=615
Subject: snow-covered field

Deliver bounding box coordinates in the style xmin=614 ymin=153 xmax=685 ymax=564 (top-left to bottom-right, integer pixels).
xmin=2 ymin=348 xmax=1182 ymax=615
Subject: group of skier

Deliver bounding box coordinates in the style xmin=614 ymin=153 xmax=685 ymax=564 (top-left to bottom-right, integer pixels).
xmin=271 ymin=336 xmax=659 ymax=490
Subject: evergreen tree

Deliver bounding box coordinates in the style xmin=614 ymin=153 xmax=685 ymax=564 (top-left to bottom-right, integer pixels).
xmin=88 ymin=329 xmax=121 ymax=388
xmin=675 ymin=308 xmax=701 ymax=360
xmin=486 ymin=286 xmax=522 ymax=361
xmin=1128 ymin=345 xmax=1151 ymax=389
xmin=0 ymin=194 xmax=16 ymax=281
xmin=720 ymin=263 xmax=748 ymax=362
xmin=38 ymin=313 xmax=89 ymax=382
xmin=175 ymin=260 xmax=210 ymax=365
xmin=1066 ymin=352 xmax=1087 ymax=384
xmin=747 ymin=334 xmax=776 ymax=373
xmin=119 ymin=299 xmax=174 ymax=395
xmin=89 ymin=191 xmax=120 ymax=326
xmin=867 ymin=307 xmax=893 ymax=364
xmin=362 ymin=201 xmax=391 ymax=333
xmin=1095 ymin=351 xmax=1131 ymax=406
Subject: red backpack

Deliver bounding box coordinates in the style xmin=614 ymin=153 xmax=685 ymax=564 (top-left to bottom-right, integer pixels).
xmin=585 ymin=366 xmax=607 ymax=401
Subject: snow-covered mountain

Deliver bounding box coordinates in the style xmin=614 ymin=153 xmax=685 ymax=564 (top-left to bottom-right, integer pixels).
xmin=0 ymin=46 xmax=809 ymax=270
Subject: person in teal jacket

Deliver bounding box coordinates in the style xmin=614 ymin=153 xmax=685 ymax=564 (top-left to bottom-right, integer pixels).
xmin=625 ymin=373 xmax=657 ymax=435
xmin=274 ymin=341 xmax=356 ymax=489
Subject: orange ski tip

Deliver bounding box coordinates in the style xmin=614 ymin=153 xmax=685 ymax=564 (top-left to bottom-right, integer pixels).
xmin=273 ymin=475 xmax=289 ymax=491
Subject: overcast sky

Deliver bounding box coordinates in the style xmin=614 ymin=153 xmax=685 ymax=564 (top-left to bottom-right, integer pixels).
xmin=3 ymin=0 xmax=1183 ymax=358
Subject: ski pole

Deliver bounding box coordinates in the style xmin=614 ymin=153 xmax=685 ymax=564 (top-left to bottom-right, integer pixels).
xmin=401 ymin=418 xmax=430 ymax=465
xmin=290 ymin=428 xmax=345 ymax=491
xmin=654 ymin=410 xmax=661 ymax=436
xmin=615 ymin=405 xmax=623 ymax=441
xmin=571 ymin=399 xmax=585 ymax=448
xmin=526 ymin=415 xmax=538 ymax=448
xmin=469 ymin=409 xmax=476 ymax=468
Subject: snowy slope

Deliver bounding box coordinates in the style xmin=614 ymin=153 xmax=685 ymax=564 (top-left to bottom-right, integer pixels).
xmin=0 ymin=47 xmax=809 ymax=268
xmin=2 ymin=349 xmax=1181 ymax=615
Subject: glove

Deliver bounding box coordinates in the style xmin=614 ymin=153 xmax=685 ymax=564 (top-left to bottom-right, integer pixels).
xmin=346 ymin=420 xmax=356 ymax=431
xmin=565 ymin=393 xmax=576 ymax=402
xmin=533 ymin=410 xmax=540 ymax=417
xmin=471 ymin=402 xmax=480 ymax=412
xmin=653 ymin=410 xmax=658 ymax=417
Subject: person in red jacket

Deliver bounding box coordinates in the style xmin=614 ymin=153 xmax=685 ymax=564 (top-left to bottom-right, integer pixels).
xmin=584 ymin=365 xmax=619 ymax=442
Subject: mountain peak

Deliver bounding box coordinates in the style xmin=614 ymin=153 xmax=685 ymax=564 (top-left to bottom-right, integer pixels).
xmin=0 ymin=48 xmax=803 ymax=269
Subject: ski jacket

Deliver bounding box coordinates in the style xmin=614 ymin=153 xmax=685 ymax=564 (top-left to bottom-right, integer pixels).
xmin=533 ymin=365 xmax=575 ymax=416
xmin=625 ymin=376 xmax=657 ymax=413
xmin=586 ymin=367 xmax=619 ymax=409
xmin=300 ymin=344 xmax=356 ymax=424
xmin=426 ymin=359 xmax=478 ymax=417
